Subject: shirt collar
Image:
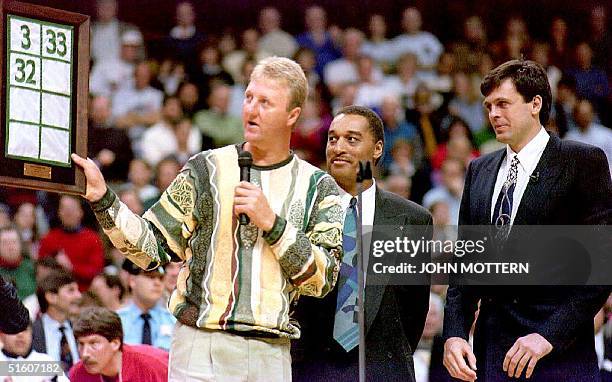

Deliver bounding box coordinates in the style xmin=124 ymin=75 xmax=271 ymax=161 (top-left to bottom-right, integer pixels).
xmin=339 ymin=179 xmax=377 ymax=210
xmin=505 ymin=126 xmax=549 ymax=174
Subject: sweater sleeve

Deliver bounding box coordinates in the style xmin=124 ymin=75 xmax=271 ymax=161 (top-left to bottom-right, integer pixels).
xmin=262 ymin=174 xmax=343 ymax=298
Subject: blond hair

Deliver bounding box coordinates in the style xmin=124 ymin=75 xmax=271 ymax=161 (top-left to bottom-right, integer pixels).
xmin=250 ymin=56 xmax=308 ymax=111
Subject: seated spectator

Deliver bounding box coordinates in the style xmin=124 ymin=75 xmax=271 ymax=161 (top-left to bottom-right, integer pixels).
xmin=117 ymin=260 xmax=175 ymax=351
xmin=23 ymin=257 xmax=63 ymax=320
xmin=295 ymin=5 xmax=341 ymax=77
xmin=157 ymin=58 xmax=187 ymax=96
xmin=451 ymin=15 xmax=488 ymax=74
xmin=90 ymin=272 xmax=125 ymax=311
xmin=90 ymin=0 xmax=141 ymax=64
xmin=382 ymin=173 xmax=412 ymax=199
xmin=293 ymin=47 xmax=321 ymax=90
xmin=173 ymin=117 xmax=203 ymax=164
xmin=387 ymin=139 xmax=417 ymax=179
xmin=291 ymin=96 xmax=331 ymax=166
xmin=38 ymin=196 xmax=104 ymax=291
xmin=325 ymin=28 xmax=381 ymax=96
xmin=490 ymin=16 xmax=531 ymax=63
xmin=125 ymin=159 xmax=159 ymax=203
xmin=384 ymin=53 xmax=423 ymax=109
xmin=566 ymin=42 xmax=609 ymax=117
xmin=548 ymin=17 xmax=571 ymax=71
xmin=432 ymin=116 xmax=480 ymax=170
xmin=530 ymin=42 xmax=562 ymax=99
xmin=223 ymin=28 xmax=270 ymax=83
xmin=353 ymin=55 xmax=389 ymax=109
xmin=361 ymin=14 xmax=394 ymax=70
xmin=141 ymin=96 xmax=200 ymax=167
xmin=0 ymin=226 xmax=35 ymax=299
xmin=33 ymin=270 xmax=81 ymax=373
xmin=565 ymin=99 xmax=612 ymax=171
xmin=176 ymin=81 xmax=203 ymax=118
xmin=392 ymin=7 xmax=443 ymax=70
xmin=379 ymin=95 xmax=421 ymax=172
xmin=423 ymin=159 xmax=465 ymax=225
xmin=112 ymin=61 xmax=164 ymax=157
xmin=228 ymin=59 xmax=256 ymax=118
xmin=0 ymin=323 xmax=69 ymax=382
xmin=118 ymin=186 xmax=144 ymax=216
xmin=258 ymin=7 xmax=297 ymax=58
xmin=89 ymin=29 xmax=144 ymax=98
xmin=70 ymin=307 xmax=168 ymax=381
xmin=88 ymin=95 xmax=134 ymax=183
xmin=164 ymin=1 xmax=204 ymax=73
xmin=143 ymin=156 xmax=182 ymax=209
xmin=193 ymin=82 xmax=243 ymax=148
xmin=419 ymin=51 xmax=455 ymax=96
xmin=13 ymin=202 xmax=41 ymax=257
xmin=190 ymin=42 xmax=234 ymax=105
xmin=447 ymin=72 xmax=486 ymax=133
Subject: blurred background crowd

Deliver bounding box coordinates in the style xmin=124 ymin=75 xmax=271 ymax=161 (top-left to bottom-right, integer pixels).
xmin=0 ymin=1 xmax=610 ymax=380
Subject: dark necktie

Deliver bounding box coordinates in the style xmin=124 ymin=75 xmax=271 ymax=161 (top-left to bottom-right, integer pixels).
xmin=58 ymin=325 xmax=73 ymax=373
xmin=333 ymin=197 xmax=359 ymax=352
xmin=141 ymin=313 xmax=152 ymax=345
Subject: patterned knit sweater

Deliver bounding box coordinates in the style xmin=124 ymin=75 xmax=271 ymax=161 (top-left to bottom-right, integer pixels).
xmin=92 ymin=145 xmax=344 ymax=338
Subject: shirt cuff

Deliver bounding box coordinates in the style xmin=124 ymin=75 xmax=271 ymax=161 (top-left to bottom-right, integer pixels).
xmin=262 ymin=215 xmax=286 ymax=246
xmin=90 ymin=187 xmax=116 ymax=213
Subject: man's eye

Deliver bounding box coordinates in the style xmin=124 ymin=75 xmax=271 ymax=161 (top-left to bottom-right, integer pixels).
xmin=328 ymin=136 xmax=337 ymax=142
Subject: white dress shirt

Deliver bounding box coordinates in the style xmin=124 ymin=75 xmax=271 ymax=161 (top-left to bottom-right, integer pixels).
xmin=41 ymin=313 xmax=79 ymax=365
xmin=490 ymin=127 xmax=549 ymax=224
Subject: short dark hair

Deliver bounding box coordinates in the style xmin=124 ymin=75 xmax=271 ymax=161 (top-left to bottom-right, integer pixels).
xmin=334 ymin=105 xmax=385 ymax=164
xmin=480 ymin=59 xmax=552 ymax=125
xmin=73 ymin=307 xmax=123 ymax=349
xmin=36 ymin=269 xmax=75 ymax=313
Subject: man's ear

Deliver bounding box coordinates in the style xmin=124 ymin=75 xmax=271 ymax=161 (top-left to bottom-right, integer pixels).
xmin=531 ymin=95 xmax=542 ymax=117
xmin=45 ymin=291 xmax=58 ymax=306
xmin=287 ymin=107 xmax=302 ymax=128
xmin=373 ymin=140 xmax=383 ymax=163
xmin=110 ymin=338 xmax=121 ymax=352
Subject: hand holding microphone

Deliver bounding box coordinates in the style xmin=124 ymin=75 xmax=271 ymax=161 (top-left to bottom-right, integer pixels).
xmin=233 ymin=151 xmax=277 ymax=232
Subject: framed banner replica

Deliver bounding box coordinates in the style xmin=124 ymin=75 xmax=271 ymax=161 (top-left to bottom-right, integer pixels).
xmin=0 ymin=0 xmax=89 ymax=195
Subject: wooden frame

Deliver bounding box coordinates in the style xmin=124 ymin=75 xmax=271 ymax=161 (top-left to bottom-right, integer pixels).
xmin=0 ymin=0 xmax=88 ymax=195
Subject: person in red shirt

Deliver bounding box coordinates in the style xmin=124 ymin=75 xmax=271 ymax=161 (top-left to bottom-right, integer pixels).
xmin=38 ymin=195 xmax=104 ymax=291
xmin=70 ymin=307 xmax=168 ymax=382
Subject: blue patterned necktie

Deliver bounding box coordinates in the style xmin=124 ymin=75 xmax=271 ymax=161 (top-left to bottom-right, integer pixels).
xmin=492 ymin=155 xmax=520 ymax=237
xmin=333 ymin=197 xmax=359 ymax=352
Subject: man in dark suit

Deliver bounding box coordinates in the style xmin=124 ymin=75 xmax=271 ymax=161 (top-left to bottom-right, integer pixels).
xmin=443 ymin=60 xmax=612 ymax=381
xmin=292 ymin=105 xmax=432 ymax=381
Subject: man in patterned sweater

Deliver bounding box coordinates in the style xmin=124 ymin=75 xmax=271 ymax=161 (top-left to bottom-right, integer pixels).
xmin=73 ymin=56 xmax=344 ymax=381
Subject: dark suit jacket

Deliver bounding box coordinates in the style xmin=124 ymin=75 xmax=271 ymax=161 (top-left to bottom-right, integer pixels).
xmin=292 ymin=188 xmax=432 ymax=382
xmin=32 ymin=316 xmax=47 ymax=354
xmin=443 ymin=133 xmax=612 ymax=381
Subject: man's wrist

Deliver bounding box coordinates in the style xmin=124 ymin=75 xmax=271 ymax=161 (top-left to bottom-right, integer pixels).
xmin=90 ymin=187 xmax=115 ymax=212
xmin=262 ymin=215 xmax=286 ymax=245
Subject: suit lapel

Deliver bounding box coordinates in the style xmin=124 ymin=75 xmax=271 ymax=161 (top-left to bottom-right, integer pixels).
xmin=513 ymin=134 xmax=563 ymax=224
xmin=476 ymin=150 xmax=506 ymax=225
xmin=365 ymin=189 xmax=399 ymax=334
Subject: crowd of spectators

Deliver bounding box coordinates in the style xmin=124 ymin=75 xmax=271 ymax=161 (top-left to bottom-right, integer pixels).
xmin=0 ymin=1 xmax=610 ymax=380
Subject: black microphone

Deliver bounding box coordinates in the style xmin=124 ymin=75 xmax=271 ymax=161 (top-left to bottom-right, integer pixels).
xmin=357 ymin=161 xmax=372 ymax=183
xmin=529 ymin=172 xmax=539 ymax=183
xmin=238 ymin=151 xmax=253 ymax=225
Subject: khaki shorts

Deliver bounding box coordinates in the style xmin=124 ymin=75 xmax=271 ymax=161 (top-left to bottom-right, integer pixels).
xmin=168 ymin=322 xmax=291 ymax=382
